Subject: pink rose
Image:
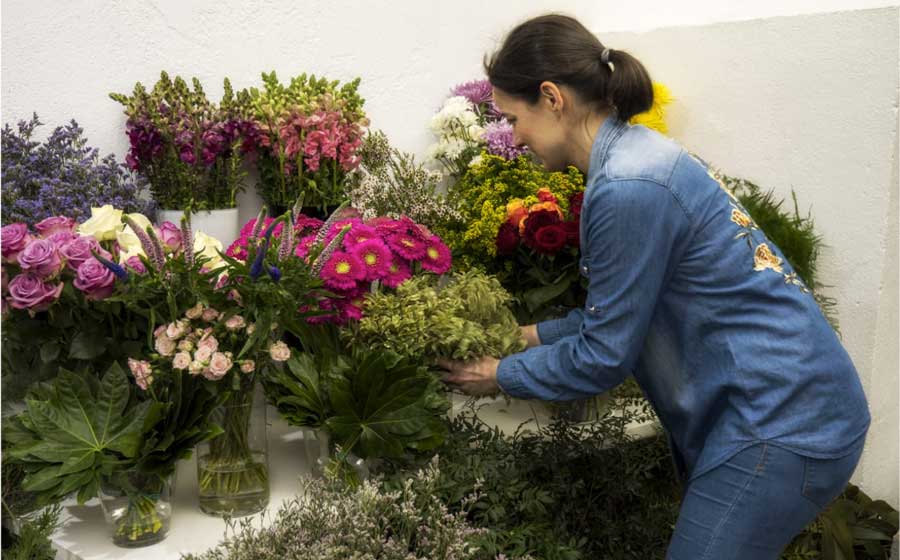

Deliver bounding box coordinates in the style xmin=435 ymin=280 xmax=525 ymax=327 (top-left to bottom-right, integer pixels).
xmin=59 ymin=236 xmax=109 ymax=272
xmin=205 ymin=352 xmax=233 ymax=379
xmin=177 ymin=338 xmax=195 ymax=352
xmin=224 ymin=315 xmax=246 ymax=331
xmin=124 ymin=255 xmax=147 ymax=274
xmin=7 ymin=273 xmax=63 ymax=311
xmin=188 ymin=360 xmax=204 ymax=375
xmin=2 ymin=224 xmax=32 ymax=263
xmin=35 ymin=216 xmax=76 ymax=238
xmin=47 ymin=231 xmax=79 ymax=247
xmin=197 ymin=334 xmax=219 ymax=354
xmin=17 ymin=239 xmax=63 ymax=278
xmin=240 ymin=360 xmax=255 ymax=374
xmin=172 ymin=351 xmax=191 ymax=370
xmin=194 ymin=346 xmax=213 ymax=363
xmin=73 ymin=258 xmax=116 ymax=300
xmin=185 ymin=302 xmax=204 ymax=320
xmin=158 ymin=222 xmax=183 ymax=253
xmin=155 ymin=335 xmax=177 ymax=357
xmin=201 ymin=308 xmax=219 ymax=322
xmin=127 ymin=358 xmax=153 ymax=390
xmin=269 ymin=341 xmax=291 ymax=362
xmin=166 ymin=320 xmax=189 ymax=340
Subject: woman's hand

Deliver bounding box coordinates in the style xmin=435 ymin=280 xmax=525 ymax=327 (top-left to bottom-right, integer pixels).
xmin=437 ymin=356 xmax=501 ymax=397
xmin=521 ymin=324 xmax=541 ymax=348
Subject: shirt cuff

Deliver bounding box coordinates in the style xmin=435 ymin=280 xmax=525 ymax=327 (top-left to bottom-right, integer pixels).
xmin=496 ymin=355 xmax=530 ymax=399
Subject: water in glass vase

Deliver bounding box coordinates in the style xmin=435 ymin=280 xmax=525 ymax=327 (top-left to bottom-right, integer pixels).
xmin=196 ymin=382 xmax=269 ymax=517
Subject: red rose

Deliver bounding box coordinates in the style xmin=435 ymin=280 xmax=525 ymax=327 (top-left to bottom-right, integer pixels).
xmin=522 ymin=209 xmax=562 ymax=249
xmin=532 ymin=225 xmax=568 ymax=255
xmin=569 ymin=193 xmax=584 ymax=218
xmin=495 ymin=222 xmax=520 ymax=256
xmin=561 ymin=221 xmax=580 ymax=248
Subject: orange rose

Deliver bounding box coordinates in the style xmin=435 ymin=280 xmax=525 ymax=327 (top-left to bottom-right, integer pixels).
xmin=506 ymin=199 xmax=529 ymax=229
xmin=536 ymin=187 xmax=558 ymax=204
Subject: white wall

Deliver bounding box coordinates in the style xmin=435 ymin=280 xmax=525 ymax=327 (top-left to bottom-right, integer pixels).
xmin=2 ymin=1 xmax=898 ymax=505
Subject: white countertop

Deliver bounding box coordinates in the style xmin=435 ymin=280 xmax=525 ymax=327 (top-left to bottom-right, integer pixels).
xmin=48 ymin=398 xmax=658 ymax=559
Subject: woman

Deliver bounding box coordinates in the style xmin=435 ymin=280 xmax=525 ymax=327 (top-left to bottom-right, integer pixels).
xmin=438 ymin=14 xmax=870 ymax=559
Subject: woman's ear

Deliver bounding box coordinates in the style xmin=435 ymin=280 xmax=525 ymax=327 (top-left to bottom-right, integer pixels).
xmin=539 ymin=81 xmax=564 ymax=113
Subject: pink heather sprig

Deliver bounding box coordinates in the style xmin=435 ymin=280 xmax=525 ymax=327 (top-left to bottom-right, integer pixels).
xmin=181 ymin=215 xmax=194 ymax=267
xmin=122 ymin=215 xmax=164 ymax=271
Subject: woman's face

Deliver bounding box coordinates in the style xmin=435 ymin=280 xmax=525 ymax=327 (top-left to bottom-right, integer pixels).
xmin=492 ymin=86 xmax=571 ymax=172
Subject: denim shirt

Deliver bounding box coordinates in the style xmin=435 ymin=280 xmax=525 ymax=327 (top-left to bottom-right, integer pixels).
xmin=496 ymin=117 xmax=870 ymax=481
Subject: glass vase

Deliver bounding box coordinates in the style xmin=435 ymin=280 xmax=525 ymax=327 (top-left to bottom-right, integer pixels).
xmin=99 ymin=471 xmax=173 ymax=548
xmin=196 ymin=381 xmax=269 ymax=517
xmin=305 ymin=428 xmax=370 ymax=485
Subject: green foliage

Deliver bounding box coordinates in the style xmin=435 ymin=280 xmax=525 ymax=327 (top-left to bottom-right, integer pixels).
xmin=3 ymin=364 xmax=158 ymax=506
xmin=352 ymin=270 xmax=526 ymax=362
xmin=264 ymin=349 xmax=450 ymax=460
xmin=183 ymin=462 xmax=534 ymax=560
xmin=1 ymin=504 xmax=60 ymax=560
xmin=782 ymin=484 xmax=899 ymax=560
xmin=378 ymin=403 xmax=679 ymax=560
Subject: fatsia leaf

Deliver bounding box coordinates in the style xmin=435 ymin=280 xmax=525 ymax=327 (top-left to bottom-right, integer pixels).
xmin=3 ymin=363 xmax=154 ymax=505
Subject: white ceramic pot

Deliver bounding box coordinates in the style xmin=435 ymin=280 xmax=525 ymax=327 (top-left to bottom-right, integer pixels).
xmin=157 ymin=208 xmax=241 ymax=247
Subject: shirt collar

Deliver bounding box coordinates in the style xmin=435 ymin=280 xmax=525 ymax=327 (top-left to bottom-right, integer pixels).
xmin=586 ymin=115 xmax=628 ymax=186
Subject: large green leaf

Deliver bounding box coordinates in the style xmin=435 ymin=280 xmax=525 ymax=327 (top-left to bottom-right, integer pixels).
xmin=323 ymin=351 xmax=448 ymax=459
xmin=3 ymin=363 xmax=155 ymax=505
xmin=263 ymin=353 xmax=332 ymax=428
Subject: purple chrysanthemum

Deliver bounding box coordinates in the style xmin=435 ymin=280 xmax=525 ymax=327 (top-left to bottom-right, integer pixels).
xmin=483 ymin=120 xmax=528 ymax=160
xmin=450 ymin=79 xmax=500 ymax=117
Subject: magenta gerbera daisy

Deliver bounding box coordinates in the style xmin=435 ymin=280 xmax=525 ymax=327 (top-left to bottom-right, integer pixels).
xmin=342 ymin=224 xmax=380 ymax=250
xmin=320 ymin=250 xmax=366 ymax=290
xmin=348 ymin=238 xmax=393 ymax=281
xmin=421 ymin=236 xmax=452 ymax=274
xmin=294 ymin=235 xmax=317 ymax=260
xmin=382 ymin=259 xmax=412 ymax=288
xmin=386 ymin=233 xmax=427 ymax=261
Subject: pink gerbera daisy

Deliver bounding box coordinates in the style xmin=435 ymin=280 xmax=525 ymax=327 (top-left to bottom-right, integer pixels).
xmin=386 ymin=233 xmax=427 ymax=261
xmin=348 ymin=239 xmax=393 ymax=281
xmin=382 ymin=259 xmax=412 ymax=288
xmin=320 ymin=251 xmax=365 ymax=290
xmin=421 ymin=236 xmax=452 ymax=274
xmin=294 ymin=235 xmax=317 ymax=260
xmin=342 ymin=224 xmax=380 ymax=250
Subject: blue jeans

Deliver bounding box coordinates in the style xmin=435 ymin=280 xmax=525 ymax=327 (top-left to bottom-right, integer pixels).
xmin=666 ymin=442 xmax=864 ymax=560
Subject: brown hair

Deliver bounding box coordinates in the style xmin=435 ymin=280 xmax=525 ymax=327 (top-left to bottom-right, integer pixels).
xmin=484 ymin=14 xmax=654 ymax=121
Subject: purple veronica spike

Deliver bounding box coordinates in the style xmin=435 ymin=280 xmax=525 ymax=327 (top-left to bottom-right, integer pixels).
xmin=267 ymin=264 xmax=282 ymax=282
xmin=278 ymin=215 xmax=294 ymax=261
xmin=250 ymin=207 xmax=267 ymax=240
xmin=315 ymin=201 xmax=350 ymax=246
xmin=92 ymin=251 xmax=129 ymax=281
xmin=122 ymin=215 xmax=163 ymax=271
xmin=181 ymin=216 xmax=194 ymax=266
xmin=311 ymin=224 xmax=351 ymax=276
xmin=146 ymin=225 xmax=167 ymax=268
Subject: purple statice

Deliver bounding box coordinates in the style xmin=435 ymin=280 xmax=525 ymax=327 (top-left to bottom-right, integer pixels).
xmin=483 ymin=120 xmax=529 ymax=160
xmin=450 ymin=79 xmax=501 ymax=118
xmin=1 ymin=114 xmax=155 ymax=226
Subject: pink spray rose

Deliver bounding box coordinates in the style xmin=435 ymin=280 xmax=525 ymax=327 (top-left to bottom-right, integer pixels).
xmin=35 ymin=216 xmax=77 ymax=238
